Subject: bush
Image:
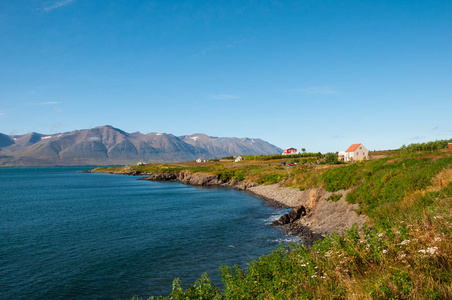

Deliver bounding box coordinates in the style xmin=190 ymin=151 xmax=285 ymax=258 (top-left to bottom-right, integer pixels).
xmin=325 ymin=152 xmax=338 ymax=165
xmin=327 ymin=193 xmax=342 ymax=202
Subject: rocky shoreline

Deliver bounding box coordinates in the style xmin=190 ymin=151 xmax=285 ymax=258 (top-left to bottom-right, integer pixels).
xmin=97 ymin=169 xmax=368 ymax=245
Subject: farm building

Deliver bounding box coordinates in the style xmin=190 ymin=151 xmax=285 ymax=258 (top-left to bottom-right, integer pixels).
xmin=283 ymin=148 xmax=297 ymax=155
xmin=339 ymin=143 xmax=369 ymax=162
xmin=196 ymin=158 xmax=208 ymax=163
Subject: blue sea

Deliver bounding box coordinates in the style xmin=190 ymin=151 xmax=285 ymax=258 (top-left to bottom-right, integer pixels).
xmin=0 ymin=167 xmax=297 ymax=299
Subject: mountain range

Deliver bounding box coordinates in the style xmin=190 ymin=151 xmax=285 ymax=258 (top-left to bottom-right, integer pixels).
xmin=0 ymin=125 xmax=282 ymax=166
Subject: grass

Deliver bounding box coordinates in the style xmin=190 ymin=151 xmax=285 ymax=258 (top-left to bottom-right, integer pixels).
xmin=326 ymin=193 xmax=343 ymax=202
xmin=95 ymin=149 xmax=452 ymax=299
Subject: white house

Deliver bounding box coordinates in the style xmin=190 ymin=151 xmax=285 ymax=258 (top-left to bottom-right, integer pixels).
xmin=339 ymin=143 xmax=369 ymax=162
xmin=234 ymin=156 xmax=243 ymax=162
xmin=196 ymin=158 xmax=208 ymax=163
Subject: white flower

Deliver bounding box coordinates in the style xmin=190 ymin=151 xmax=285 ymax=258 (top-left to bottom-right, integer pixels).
xmin=434 ymin=237 xmax=442 ymax=242
xmin=419 ymin=247 xmax=438 ymax=255
xmin=377 ymin=233 xmax=384 ymax=237
xmin=428 ymin=247 xmax=438 ymax=254
xmin=401 ymin=240 xmax=410 ymax=245
xmin=382 ymin=249 xmax=388 ymax=254
xmin=311 ymin=275 xmax=317 ymax=278
xmin=301 ymin=264 xmax=306 ymax=267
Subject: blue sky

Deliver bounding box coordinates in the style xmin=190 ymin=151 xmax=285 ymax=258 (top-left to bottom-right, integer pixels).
xmin=1 ymin=0 xmax=451 ymax=152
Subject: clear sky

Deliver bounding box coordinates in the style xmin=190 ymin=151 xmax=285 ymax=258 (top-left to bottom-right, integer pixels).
xmin=1 ymin=0 xmax=451 ymax=152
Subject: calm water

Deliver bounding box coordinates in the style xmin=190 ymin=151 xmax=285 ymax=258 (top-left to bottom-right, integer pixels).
xmin=0 ymin=167 xmax=296 ymax=299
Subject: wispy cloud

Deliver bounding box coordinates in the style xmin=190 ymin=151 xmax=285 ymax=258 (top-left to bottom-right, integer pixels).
xmin=194 ymin=39 xmax=245 ymax=57
xmin=291 ymin=86 xmax=339 ymax=95
xmin=431 ymin=125 xmax=440 ymax=131
xmin=332 ymin=135 xmax=345 ymax=139
xmin=0 ymin=112 xmax=5 ymax=117
xmin=210 ymin=94 xmax=240 ymax=100
xmin=35 ymin=102 xmax=61 ymax=105
xmin=411 ymin=136 xmax=427 ymax=140
xmin=43 ymin=0 xmax=76 ymax=12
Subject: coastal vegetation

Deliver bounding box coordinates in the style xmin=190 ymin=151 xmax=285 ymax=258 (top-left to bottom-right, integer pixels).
xmin=94 ymin=144 xmax=452 ymax=299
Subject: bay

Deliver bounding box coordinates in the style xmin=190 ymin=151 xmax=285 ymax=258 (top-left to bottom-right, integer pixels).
xmin=0 ymin=167 xmax=296 ymax=299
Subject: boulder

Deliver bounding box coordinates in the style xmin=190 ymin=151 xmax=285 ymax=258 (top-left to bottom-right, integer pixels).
xmin=271 ymin=205 xmax=306 ymax=226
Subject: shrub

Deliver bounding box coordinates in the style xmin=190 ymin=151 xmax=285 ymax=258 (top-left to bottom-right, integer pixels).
xmin=326 ymin=193 xmax=342 ymax=202
xmin=324 ymin=152 xmax=338 ymax=164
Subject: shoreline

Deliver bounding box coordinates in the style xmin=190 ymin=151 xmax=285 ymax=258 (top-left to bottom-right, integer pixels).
xmin=95 ymin=169 xmax=367 ymax=245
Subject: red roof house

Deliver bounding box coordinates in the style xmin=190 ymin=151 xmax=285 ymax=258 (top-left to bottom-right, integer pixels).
xmin=283 ymin=148 xmax=297 ymax=155
xmin=339 ymin=143 xmax=369 ymax=162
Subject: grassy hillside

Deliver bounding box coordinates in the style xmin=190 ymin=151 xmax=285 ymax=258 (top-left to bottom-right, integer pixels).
xmin=95 ymin=145 xmax=452 ymax=299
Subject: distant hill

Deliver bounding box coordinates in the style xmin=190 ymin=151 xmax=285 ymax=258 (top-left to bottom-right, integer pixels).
xmin=0 ymin=125 xmax=283 ymax=166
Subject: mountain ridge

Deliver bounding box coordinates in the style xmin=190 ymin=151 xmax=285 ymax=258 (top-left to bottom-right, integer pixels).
xmin=0 ymin=125 xmax=283 ymax=166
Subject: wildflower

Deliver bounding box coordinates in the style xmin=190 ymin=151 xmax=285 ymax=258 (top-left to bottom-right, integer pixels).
xmin=401 ymin=240 xmax=410 ymax=245
xmin=382 ymin=249 xmax=388 ymax=254
xmin=428 ymin=247 xmax=438 ymax=254
xmin=301 ymin=264 xmax=307 ymax=267
xmin=311 ymin=275 xmax=317 ymax=278
xmin=314 ymin=266 xmax=318 ymax=269
xmin=320 ymin=276 xmax=327 ymax=279
xmin=434 ymin=237 xmax=442 ymax=242
xmin=418 ymin=247 xmax=438 ymax=255
xmin=377 ymin=233 xmax=384 ymax=237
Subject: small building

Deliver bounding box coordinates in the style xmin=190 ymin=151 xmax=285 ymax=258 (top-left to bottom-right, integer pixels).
xmin=449 ymin=143 xmax=452 ymax=151
xmin=234 ymin=156 xmax=243 ymax=162
xmin=283 ymin=148 xmax=297 ymax=155
xmin=196 ymin=158 xmax=208 ymax=163
xmin=136 ymin=162 xmax=145 ymax=166
xmin=339 ymin=143 xmax=369 ymax=162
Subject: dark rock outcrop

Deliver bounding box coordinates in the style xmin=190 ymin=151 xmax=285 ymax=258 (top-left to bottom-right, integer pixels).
xmin=271 ymin=206 xmax=307 ymax=225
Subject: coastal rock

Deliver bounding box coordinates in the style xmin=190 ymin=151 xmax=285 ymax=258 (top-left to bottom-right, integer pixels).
xmin=271 ymin=205 xmax=307 ymax=225
xmin=140 ymin=172 xmax=178 ymax=181
xmin=178 ymin=171 xmax=222 ymax=186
